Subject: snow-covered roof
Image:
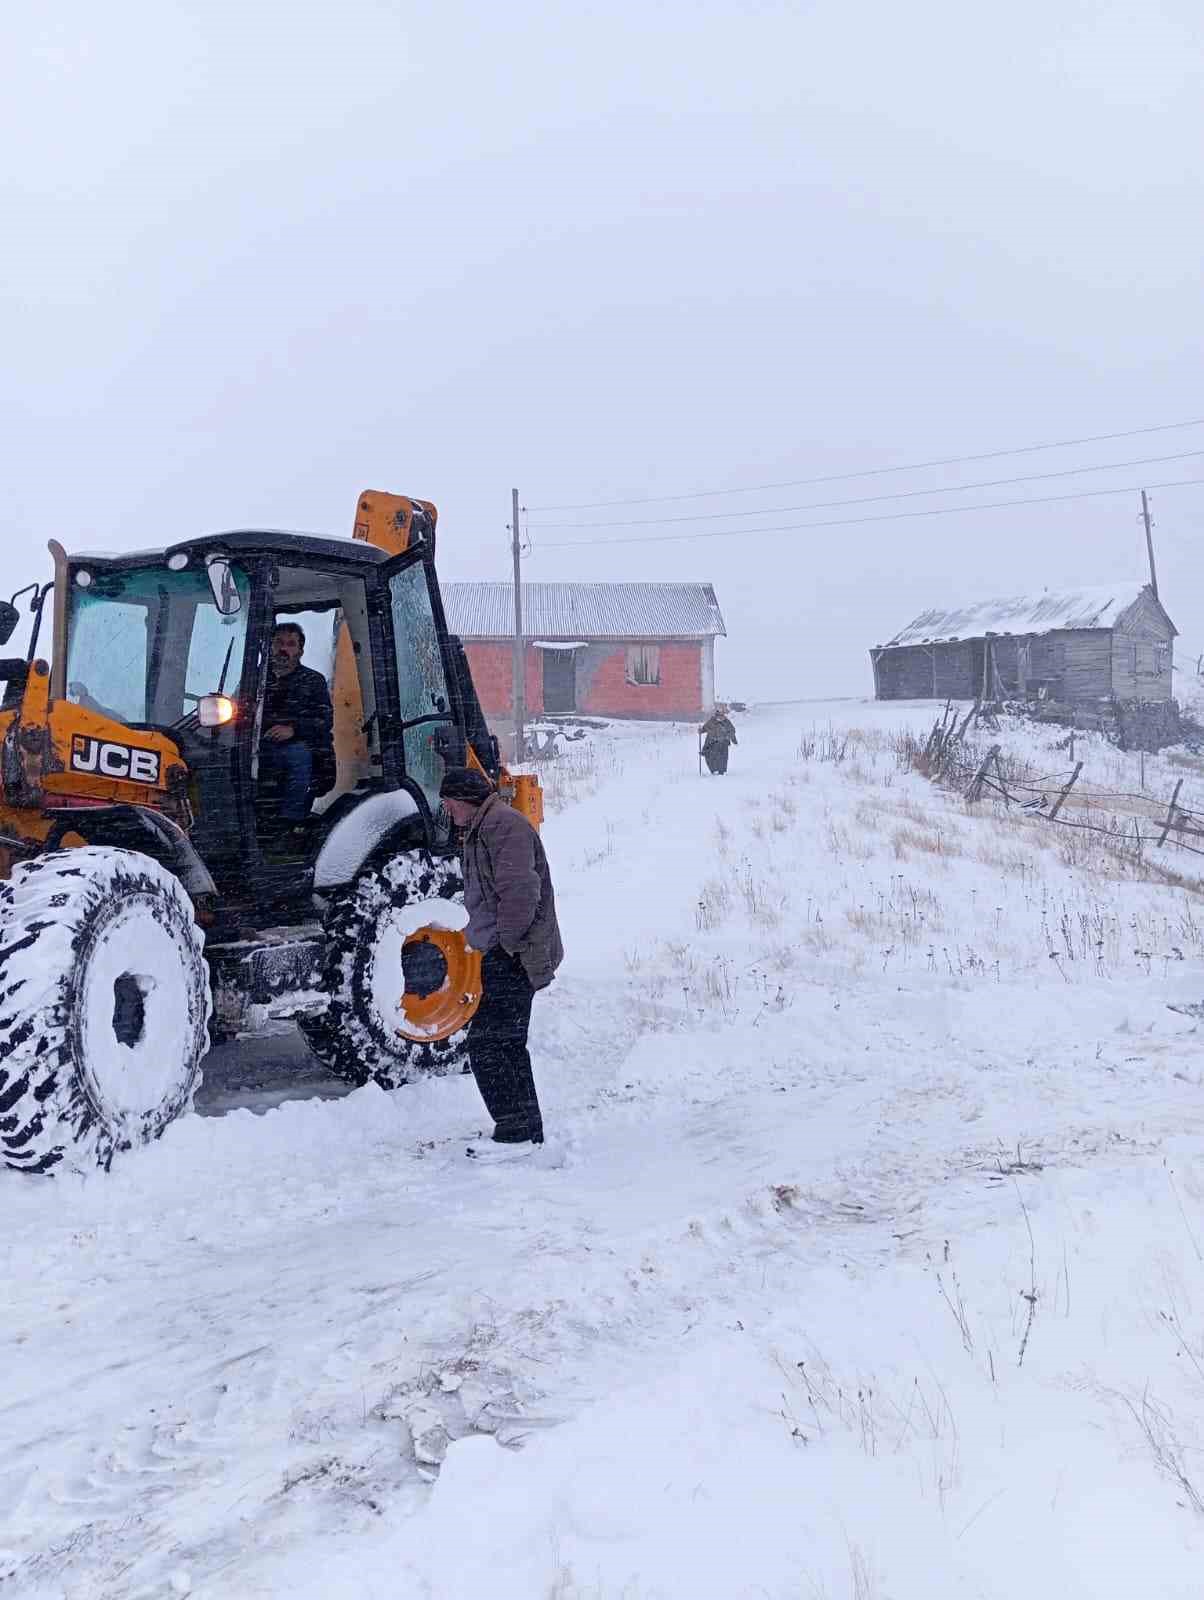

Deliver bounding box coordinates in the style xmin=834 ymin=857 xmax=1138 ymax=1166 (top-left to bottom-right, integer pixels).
xmin=883 ymin=581 xmax=1167 ymax=649
xmin=444 ymin=582 xmax=726 ymax=640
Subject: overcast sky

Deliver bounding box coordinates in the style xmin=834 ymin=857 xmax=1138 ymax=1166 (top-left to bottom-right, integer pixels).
xmin=5 ymin=1 xmax=1202 ymax=697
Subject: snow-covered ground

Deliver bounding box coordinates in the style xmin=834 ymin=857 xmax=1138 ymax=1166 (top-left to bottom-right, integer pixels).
xmin=6 ymin=700 xmax=1204 ymax=1598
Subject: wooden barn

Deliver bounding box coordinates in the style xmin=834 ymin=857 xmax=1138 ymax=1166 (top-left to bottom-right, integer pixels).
xmin=444 ymin=581 xmax=726 ymax=721
xmin=871 ymin=581 xmax=1176 ymax=705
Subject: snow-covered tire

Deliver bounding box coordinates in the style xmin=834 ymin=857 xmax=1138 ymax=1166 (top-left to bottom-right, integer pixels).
xmin=299 ymin=852 xmax=475 ymax=1089
xmin=0 ymin=848 xmax=212 ymax=1175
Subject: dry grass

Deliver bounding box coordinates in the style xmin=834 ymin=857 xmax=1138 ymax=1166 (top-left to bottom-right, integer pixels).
xmin=1165 ymin=750 xmax=1204 ymax=773
xmin=973 ymin=842 xmax=1037 ymax=880
xmin=539 ymin=737 xmax=627 ymax=812
xmin=799 ymin=724 xmax=896 ymax=766
xmin=844 ymin=881 xmax=945 ymax=948
xmin=891 ymin=824 xmax=952 ymax=861
xmin=768 ymin=941 xmax=800 ymax=970
xmin=892 ymin=796 xmax=942 ymax=828
xmin=825 ymin=819 xmax=874 ymax=863
xmin=1110 ymin=1388 xmax=1204 ymax=1517
xmin=768 ymin=790 xmax=800 ymax=831
xmin=695 ymin=877 xmax=733 ymax=931
xmin=853 ymin=800 xmax=888 ymax=832
xmin=840 ymin=725 xmax=897 ymax=755
xmin=738 ymin=862 xmax=789 ymax=928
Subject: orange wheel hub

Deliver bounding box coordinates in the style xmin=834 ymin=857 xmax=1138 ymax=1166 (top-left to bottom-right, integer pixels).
xmin=398 ymin=926 xmax=482 ymax=1042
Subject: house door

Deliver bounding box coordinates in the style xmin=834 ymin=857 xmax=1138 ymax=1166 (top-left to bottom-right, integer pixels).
xmin=543 ymin=649 xmax=577 ymax=714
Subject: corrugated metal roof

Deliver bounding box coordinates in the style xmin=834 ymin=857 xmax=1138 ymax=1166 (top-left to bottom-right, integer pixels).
xmin=443 ymin=582 xmax=726 ymax=640
xmin=883 ymin=580 xmax=1169 ymax=649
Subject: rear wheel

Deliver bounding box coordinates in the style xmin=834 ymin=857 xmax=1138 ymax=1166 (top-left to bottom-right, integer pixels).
xmin=300 ymin=852 xmax=480 ymax=1088
xmin=0 ymin=848 xmax=212 ymax=1174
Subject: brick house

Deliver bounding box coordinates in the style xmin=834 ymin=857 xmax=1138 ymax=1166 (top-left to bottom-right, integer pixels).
xmin=444 ymin=581 xmax=726 ymax=720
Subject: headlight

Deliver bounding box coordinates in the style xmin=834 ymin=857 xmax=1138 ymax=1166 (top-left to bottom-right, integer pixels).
xmin=198 ymin=693 xmax=237 ymax=727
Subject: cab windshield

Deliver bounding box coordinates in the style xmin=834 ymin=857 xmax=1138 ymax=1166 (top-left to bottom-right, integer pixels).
xmin=65 ymin=562 xmax=251 ymax=727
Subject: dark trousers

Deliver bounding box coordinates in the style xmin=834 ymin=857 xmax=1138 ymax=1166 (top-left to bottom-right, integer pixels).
xmin=703 ymin=740 xmax=730 ymax=774
xmin=259 ymin=739 xmax=313 ymax=821
xmin=468 ymin=948 xmax=544 ymax=1142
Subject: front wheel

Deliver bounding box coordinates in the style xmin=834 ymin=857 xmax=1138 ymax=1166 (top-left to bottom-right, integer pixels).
xmin=299 ymin=852 xmax=481 ymax=1089
xmin=0 ymin=848 xmax=212 ymax=1174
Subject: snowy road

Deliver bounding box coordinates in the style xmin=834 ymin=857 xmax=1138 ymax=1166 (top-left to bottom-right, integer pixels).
xmin=5 ymin=704 xmax=1204 ymax=1598
xmin=194 ymin=1032 xmax=351 ymax=1118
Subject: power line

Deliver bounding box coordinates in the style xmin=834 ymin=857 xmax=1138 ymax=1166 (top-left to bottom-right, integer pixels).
xmin=529 ymin=448 xmax=1204 ymax=530
xmin=527 ymin=416 xmax=1204 ymax=513
xmin=537 ymin=475 xmax=1204 ymax=549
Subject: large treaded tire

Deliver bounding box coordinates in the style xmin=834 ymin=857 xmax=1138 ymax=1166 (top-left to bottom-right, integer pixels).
xmin=299 ymin=852 xmax=471 ymax=1089
xmin=0 ymin=848 xmax=212 ymax=1175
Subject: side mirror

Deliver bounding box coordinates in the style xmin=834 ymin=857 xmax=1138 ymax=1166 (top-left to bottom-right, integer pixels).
xmin=0 ymin=601 xmax=19 ymax=647
xmin=205 ymin=558 xmax=242 ymax=617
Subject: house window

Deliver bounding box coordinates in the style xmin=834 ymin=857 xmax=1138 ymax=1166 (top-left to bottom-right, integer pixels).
xmin=1154 ymin=643 xmax=1169 ymax=677
xmin=625 ymin=643 xmax=661 ymax=686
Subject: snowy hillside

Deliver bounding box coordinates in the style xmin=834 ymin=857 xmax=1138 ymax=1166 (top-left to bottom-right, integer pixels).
xmin=6 ymin=701 xmax=1204 ymax=1598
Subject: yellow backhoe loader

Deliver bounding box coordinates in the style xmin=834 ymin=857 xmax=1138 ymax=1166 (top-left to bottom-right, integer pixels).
xmin=0 ymin=491 xmax=540 ymax=1173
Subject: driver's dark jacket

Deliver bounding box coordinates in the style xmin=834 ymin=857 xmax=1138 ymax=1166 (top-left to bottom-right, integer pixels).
xmin=264 ymin=664 xmax=335 ymax=787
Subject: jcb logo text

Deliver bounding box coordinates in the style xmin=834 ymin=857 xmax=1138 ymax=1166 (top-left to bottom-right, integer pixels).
xmin=70 ymin=737 xmax=161 ymax=785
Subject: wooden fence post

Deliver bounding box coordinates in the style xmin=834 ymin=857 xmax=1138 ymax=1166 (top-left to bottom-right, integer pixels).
xmin=991 ymin=748 xmax=1013 ymax=806
xmin=1157 ymin=777 xmax=1185 ymax=847
xmin=967 ymin=744 xmax=1001 ymax=803
xmin=1049 ymin=762 xmax=1083 ymax=820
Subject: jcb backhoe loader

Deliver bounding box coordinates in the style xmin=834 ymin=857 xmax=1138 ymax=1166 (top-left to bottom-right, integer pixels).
xmin=0 ymin=491 xmax=540 ymax=1173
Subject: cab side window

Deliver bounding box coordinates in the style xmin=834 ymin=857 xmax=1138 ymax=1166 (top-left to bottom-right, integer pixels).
xmin=388 ymin=560 xmax=456 ymax=813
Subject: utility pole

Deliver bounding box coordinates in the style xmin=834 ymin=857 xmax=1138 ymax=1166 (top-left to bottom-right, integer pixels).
xmin=1141 ymin=490 xmax=1159 ymax=600
xmin=511 ymin=487 xmax=525 ymax=766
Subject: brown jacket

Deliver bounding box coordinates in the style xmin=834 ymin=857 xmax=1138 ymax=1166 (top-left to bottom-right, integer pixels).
xmin=700 ymin=713 xmax=737 ymax=750
xmin=462 ymin=795 xmax=564 ymax=990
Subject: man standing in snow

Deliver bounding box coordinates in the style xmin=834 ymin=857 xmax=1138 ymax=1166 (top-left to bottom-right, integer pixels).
xmin=438 ymin=768 xmax=563 ymax=1150
xmin=699 ymin=704 xmax=738 ymax=775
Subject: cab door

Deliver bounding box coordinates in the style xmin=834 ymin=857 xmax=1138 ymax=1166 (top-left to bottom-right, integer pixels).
xmin=378 ymin=551 xmax=465 ymax=817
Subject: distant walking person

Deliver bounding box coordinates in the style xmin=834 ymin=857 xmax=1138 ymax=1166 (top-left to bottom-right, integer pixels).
xmin=439 ymin=767 xmax=564 ymax=1150
xmin=699 ymin=705 xmax=738 ymax=775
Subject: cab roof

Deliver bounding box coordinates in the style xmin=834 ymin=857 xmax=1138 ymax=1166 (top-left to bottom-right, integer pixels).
xmin=176 ymin=530 xmax=392 ymax=565
xmin=70 ymin=530 xmax=398 ymax=569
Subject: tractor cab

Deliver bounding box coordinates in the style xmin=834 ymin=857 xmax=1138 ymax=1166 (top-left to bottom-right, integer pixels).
xmin=54 ymin=521 xmax=496 ymax=908
xmin=18 ymin=496 xmax=505 ymax=919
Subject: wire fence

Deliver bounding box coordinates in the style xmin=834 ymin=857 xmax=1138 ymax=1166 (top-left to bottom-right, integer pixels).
xmin=900 ymin=702 xmax=1204 ymax=864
